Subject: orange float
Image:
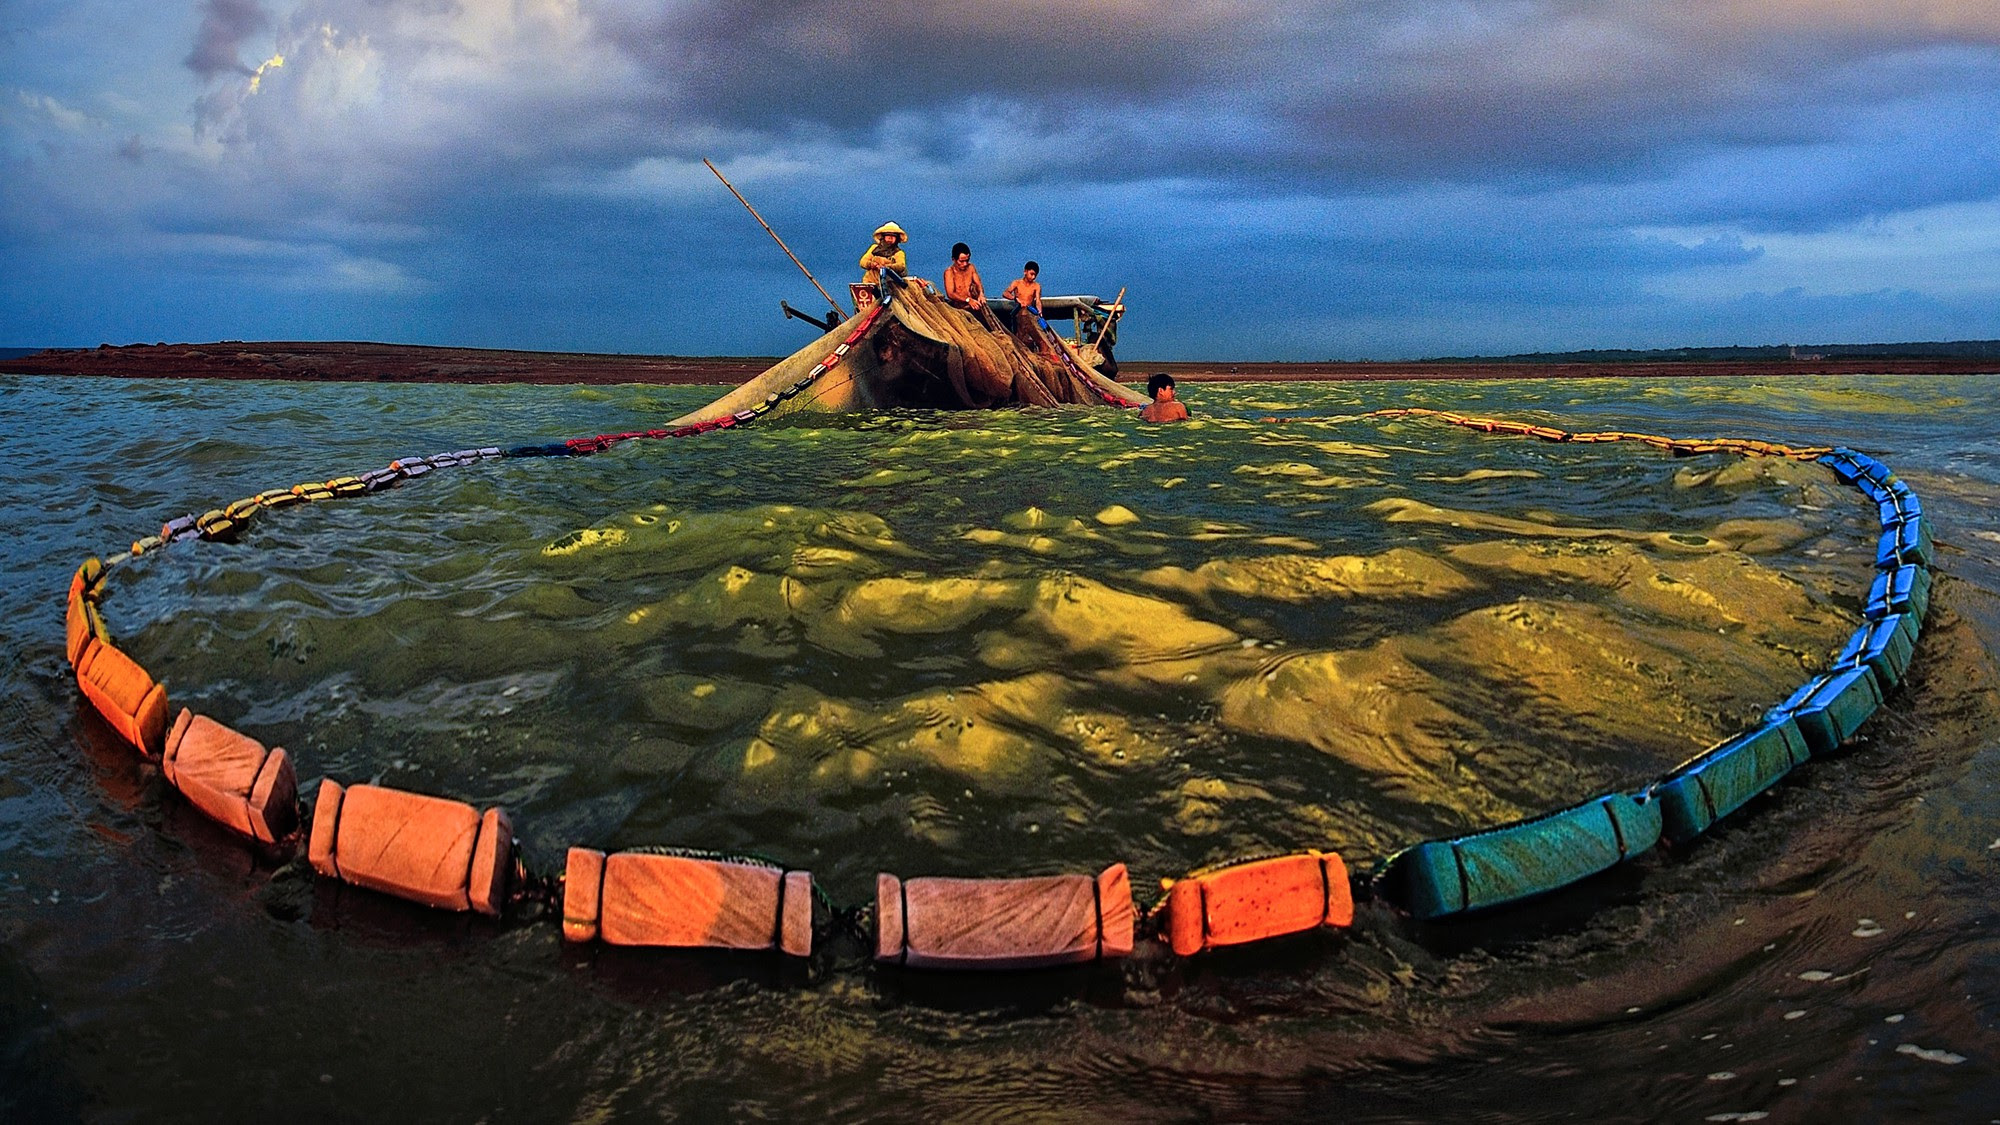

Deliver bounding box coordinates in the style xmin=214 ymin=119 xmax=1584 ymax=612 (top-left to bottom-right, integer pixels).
xmin=73 ymin=639 xmax=170 ymax=756
xmin=65 ymin=588 xmax=108 ymax=667
xmin=69 ymin=557 xmax=105 ymax=603
xmin=1669 ymin=439 xmax=1725 ymax=456
xmin=875 ymin=864 xmax=1134 ymax=970
xmin=1163 ymin=852 xmax=1353 ymax=956
xmin=160 ymin=710 xmax=298 ymax=844
xmin=308 ymin=781 xmax=512 ymax=915
xmin=561 ymin=848 xmax=813 ymax=955
xmin=66 ymin=559 xmax=108 ymax=666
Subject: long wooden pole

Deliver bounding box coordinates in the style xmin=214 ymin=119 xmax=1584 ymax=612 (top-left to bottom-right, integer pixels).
xmin=1090 ymin=286 xmax=1127 ymax=350
xmin=703 ymin=158 xmax=847 ymax=318
xmin=1101 ymin=286 xmax=1127 ymax=335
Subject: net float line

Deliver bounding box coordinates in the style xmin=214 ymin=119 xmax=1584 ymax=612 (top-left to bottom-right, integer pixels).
xmin=60 ymin=410 xmax=1934 ymax=968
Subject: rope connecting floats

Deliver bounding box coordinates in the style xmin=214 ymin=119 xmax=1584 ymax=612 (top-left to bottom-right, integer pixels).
xmin=60 ymin=407 xmax=1936 ymax=971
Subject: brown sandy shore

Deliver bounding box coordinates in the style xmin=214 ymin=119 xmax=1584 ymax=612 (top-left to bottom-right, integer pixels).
xmin=4 ymin=340 xmax=1997 ymax=385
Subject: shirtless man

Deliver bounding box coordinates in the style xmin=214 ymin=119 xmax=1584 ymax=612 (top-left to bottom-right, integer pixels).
xmin=1140 ymin=373 xmax=1189 ymax=422
xmin=943 ymin=242 xmax=984 ymax=311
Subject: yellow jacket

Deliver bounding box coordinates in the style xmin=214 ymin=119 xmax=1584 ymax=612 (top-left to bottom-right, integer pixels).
xmin=859 ymin=241 xmax=906 ymax=283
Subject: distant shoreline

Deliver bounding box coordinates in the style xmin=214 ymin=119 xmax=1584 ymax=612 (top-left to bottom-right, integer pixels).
xmin=4 ymin=340 xmax=1996 ymax=385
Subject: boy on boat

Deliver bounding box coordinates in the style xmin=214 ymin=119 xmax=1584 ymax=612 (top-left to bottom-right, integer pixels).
xmin=1140 ymin=373 xmax=1189 ymax=422
xmin=1000 ymin=261 xmax=1050 ymax=353
xmin=1001 ymin=261 xmax=1042 ymax=319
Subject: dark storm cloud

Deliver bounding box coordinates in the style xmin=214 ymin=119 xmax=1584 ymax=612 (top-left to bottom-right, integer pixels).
xmin=184 ymin=0 xmax=270 ymax=81
xmin=9 ymin=0 xmax=2000 ymax=355
xmin=1271 ymin=17 xmax=2000 ymax=197
xmin=599 ymin=0 xmax=1238 ymax=132
xmin=580 ymin=0 xmax=2000 ymax=242
xmin=174 ymin=0 xmax=2000 ymax=244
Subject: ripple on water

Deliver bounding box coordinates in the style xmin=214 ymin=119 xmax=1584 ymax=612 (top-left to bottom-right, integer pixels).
xmin=98 ymin=404 xmax=1876 ymax=892
xmin=11 ymin=374 xmax=2000 ymax=1121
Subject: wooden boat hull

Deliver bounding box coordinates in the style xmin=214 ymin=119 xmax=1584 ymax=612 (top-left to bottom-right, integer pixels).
xmin=664 ymin=280 xmax=1145 ymax=427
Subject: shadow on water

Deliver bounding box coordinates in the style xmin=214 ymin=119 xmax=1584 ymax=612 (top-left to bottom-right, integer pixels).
xmin=3 ymin=374 xmax=1999 ymax=1120
xmin=569 ymin=944 xmax=820 ymax=1005
xmin=0 ymin=943 xmax=85 ymax=1124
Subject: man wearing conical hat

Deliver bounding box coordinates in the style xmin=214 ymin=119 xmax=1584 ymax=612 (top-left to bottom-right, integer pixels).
xmin=859 ymin=221 xmax=908 ymax=285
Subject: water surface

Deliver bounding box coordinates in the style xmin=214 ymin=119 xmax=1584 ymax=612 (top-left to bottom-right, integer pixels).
xmin=2 ymin=373 xmax=1996 ymax=1121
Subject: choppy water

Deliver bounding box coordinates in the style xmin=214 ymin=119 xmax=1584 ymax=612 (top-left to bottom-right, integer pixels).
xmin=2 ymin=373 xmax=1997 ymax=1121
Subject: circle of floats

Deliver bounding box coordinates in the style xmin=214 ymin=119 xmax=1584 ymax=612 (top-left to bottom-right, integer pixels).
xmin=60 ymin=337 xmax=1938 ymax=970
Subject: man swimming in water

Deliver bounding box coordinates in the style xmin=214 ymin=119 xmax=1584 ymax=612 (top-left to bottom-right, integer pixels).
xmin=1140 ymin=372 xmax=1189 ymax=422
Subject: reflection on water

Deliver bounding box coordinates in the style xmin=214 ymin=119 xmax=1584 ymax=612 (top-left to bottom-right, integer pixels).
xmin=2 ymin=373 xmax=1998 ymax=1120
xmin=111 ymin=402 xmax=1865 ymax=892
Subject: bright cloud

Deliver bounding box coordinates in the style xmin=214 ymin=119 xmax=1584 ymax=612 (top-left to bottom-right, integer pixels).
xmin=1642 ymin=199 xmax=2000 ymax=300
xmin=11 ymin=90 xmax=101 ymax=134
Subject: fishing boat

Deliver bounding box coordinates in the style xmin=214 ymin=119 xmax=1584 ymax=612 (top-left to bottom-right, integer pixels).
xmin=663 ymin=273 xmax=1145 ymax=428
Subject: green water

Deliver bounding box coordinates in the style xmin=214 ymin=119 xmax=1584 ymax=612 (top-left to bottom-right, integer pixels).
xmin=103 ymin=384 xmax=1868 ymax=891
xmin=3 ymin=373 xmax=1997 ymax=1120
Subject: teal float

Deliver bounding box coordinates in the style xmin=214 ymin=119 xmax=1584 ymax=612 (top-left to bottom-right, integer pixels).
xmin=1653 ymin=719 xmax=1811 ymax=844
xmin=1376 ymin=792 xmax=1663 ymax=919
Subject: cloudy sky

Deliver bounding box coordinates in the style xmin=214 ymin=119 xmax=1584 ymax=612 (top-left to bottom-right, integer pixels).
xmin=4 ymin=1 xmax=1998 ymax=360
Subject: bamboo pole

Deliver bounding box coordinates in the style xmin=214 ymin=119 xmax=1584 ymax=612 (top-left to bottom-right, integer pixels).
xmin=1085 ymin=286 xmax=1127 ymax=358
xmin=703 ymin=158 xmax=847 ymax=318
xmin=1099 ymin=286 xmax=1128 ymax=339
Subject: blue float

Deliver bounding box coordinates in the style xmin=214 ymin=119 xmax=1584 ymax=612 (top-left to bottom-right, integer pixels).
xmin=1832 ymin=614 xmax=1917 ymax=690
xmin=1874 ymin=518 xmax=1935 ymax=569
xmin=1821 ymin=452 xmax=1865 ymax=485
xmin=1840 ymin=449 xmax=1895 ymax=485
xmin=1767 ymin=665 xmax=1884 ymax=756
xmin=1866 ymin=563 xmax=1932 ymax=622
